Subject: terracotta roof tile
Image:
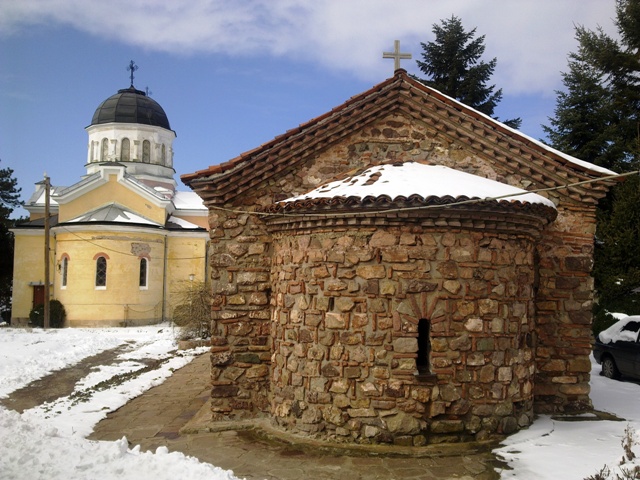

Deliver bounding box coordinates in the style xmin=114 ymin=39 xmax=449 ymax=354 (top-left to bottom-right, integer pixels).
xmin=181 ymin=70 xmax=618 ymax=205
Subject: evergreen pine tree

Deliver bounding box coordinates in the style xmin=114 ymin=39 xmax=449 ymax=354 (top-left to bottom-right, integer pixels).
xmin=574 ymin=0 xmax=640 ymax=170
xmin=542 ymin=52 xmax=622 ymax=170
xmin=0 ymin=160 xmax=22 ymax=322
xmin=593 ymin=175 xmax=640 ymax=319
xmin=545 ymin=0 xmax=640 ymax=323
xmin=414 ymin=15 xmax=521 ymax=129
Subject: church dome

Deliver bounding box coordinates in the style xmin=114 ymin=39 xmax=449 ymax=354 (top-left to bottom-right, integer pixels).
xmin=90 ymin=86 xmax=171 ymax=130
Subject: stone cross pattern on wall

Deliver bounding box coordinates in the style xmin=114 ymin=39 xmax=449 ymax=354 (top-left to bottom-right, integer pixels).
xmin=383 ymin=40 xmax=412 ymax=71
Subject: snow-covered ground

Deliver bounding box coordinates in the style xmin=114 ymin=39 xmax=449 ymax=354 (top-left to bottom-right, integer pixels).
xmin=0 ymin=324 xmax=240 ymax=480
xmin=0 ymin=323 xmax=638 ymax=480
xmin=496 ymin=313 xmax=640 ymax=479
xmin=496 ymin=362 xmax=640 ymax=479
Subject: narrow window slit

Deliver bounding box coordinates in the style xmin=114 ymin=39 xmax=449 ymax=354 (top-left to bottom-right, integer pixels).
xmin=417 ymin=318 xmax=431 ymax=375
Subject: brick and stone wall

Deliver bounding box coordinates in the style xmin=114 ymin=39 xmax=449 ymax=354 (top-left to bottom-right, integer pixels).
xmin=266 ymin=213 xmax=544 ymax=444
xmin=534 ymin=204 xmax=598 ymax=414
xmin=208 ymin=210 xmax=272 ymax=420
xmin=200 ymin=111 xmax=604 ymax=443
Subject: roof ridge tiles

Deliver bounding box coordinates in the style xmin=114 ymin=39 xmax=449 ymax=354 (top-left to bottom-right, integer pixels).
xmin=183 ymin=71 xmax=617 ymax=206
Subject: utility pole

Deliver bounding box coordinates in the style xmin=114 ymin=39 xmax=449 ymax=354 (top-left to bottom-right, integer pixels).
xmin=43 ymin=174 xmax=50 ymax=329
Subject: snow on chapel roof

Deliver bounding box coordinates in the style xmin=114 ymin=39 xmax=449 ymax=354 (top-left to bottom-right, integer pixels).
xmin=281 ymin=162 xmax=556 ymax=209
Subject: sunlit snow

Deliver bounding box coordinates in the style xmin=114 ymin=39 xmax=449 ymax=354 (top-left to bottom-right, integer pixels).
xmin=284 ymin=163 xmax=557 ymax=208
xmin=597 ymin=315 xmax=640 ymax=344
xmin=0 ymin=322 xmax=638 ymax=480
xmin=0 ymin=325 xmax=240 ymax=480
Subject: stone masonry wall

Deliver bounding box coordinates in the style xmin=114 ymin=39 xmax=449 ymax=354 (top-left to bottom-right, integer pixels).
xmin=269 ymin=225 xmax=538 ymax=444
xmin=534 ymin=204 xmax=598 ymax=413
xmin=208 ymin=210 xmax=272 ymax=419
xmin=203 ymin=111 xmax=599 ymax=429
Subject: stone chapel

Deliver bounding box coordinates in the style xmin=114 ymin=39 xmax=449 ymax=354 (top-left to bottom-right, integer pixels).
xmin=182 ymin=69 xmax=617 ymax=445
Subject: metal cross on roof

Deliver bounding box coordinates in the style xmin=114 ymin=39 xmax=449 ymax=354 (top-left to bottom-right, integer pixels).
xmin=383 ymin=40 xmax=412 ymax=72
xmin=127 ymin=60 xmax=138 ymax=87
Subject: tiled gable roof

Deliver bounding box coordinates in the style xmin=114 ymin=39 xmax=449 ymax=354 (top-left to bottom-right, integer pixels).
xmin=269 ymin=163 xmax=557 ymax=208
xmin=182 ymin=70 xmax=618 ymax=206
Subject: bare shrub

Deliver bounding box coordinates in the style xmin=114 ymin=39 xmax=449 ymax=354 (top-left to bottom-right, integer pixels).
xmin=171 ymin=280 xmax=211 ymax=340
xmin=585 ymin=425 xmax=640 ymax=480
xmin=623 ymin=425 xmax=638 ymax=463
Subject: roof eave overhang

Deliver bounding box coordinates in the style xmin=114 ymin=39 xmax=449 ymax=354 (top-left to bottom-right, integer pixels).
xmin=53 ymin=166 xmax=171 ymax=209
xmin=182 ymin=70 xmax=619 ymax=207
xmin=262 ymin=200 xmax=557 ymax=240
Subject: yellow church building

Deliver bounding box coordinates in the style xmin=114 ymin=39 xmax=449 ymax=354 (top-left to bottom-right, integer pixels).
xmin=11 ymin=79 xmax=209 ymax=327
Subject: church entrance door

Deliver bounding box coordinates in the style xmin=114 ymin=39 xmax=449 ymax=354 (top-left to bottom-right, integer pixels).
xmin=32 ymin=285 xmax=44 ymax=308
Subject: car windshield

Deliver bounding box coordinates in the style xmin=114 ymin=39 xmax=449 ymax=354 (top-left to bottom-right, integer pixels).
xmin=621 ymin=320 xmax=640 ymax=333
xmin=599 ymin=316 xmax=640 ymax=344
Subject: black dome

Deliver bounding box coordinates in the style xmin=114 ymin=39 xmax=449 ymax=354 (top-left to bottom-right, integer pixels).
xmin=90 ymin=86 xmax=171 ymax=130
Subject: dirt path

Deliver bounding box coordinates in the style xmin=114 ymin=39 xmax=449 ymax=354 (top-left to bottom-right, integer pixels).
xmin=89 ymin=354 xmax=502 ymax=479
xmin=2 ymin=348 xmax=503 ymax=479
xmin=0 ymin=344 xmax=134 ymax=413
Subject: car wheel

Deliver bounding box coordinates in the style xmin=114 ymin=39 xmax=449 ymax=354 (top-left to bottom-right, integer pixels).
xmin=602 ymin=356 xmax=621 ymax=379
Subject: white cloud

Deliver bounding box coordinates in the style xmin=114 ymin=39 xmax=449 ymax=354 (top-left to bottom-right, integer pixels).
xmin=0 ymin=0 xmax=619 ymax=94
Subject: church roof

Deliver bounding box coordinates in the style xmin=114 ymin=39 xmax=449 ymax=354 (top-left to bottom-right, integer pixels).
xmin=166 ymin=215 xmax=205 ymax=230
xmin=64 ymin=203 xmax=162 ymax=226
xmin=26 ymin=184 xmax=61 ymax=208
xmin=12 ymin=214 xmax=59 ymax=229
xmin=90 ymin=86 xmax=171 ymax=130
xmin=182 ymin=69 xmax=618 ymax=206
xmin=273 ymin=162 xmax=556 ymax=210
xmin=172 ymin=191 xmax=207 ymax=211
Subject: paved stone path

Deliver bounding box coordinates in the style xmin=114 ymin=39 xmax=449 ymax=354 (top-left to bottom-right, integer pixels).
xmin=89 ymin=354 xmax=504 ymax=479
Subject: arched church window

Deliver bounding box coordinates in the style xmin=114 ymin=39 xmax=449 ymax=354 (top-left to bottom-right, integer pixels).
xmin=417 ymin=319 xmax=431 ymax=374
xmin=142 ymin=140 xmax=150 ymax=163
xmin=101 ymin=138 xmax=109 ymax=162
xmin=121 ymin=138 xmax=130 ymax=161
xmin=95 ymin=256 xmax=107 ymax=288
xmin=161 ymin=144 xmax=166 ymax=164
xmin=61 ymin=256 xmax=69 ymax=288
xmin=139 ymin=258 xmax=148 ymax=288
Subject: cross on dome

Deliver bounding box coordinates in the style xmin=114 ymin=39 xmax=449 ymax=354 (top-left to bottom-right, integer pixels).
xmin=127 ymin=60 xmax=138 ymax=87
xmin=383 ymin=40 xmax=412 ymax=72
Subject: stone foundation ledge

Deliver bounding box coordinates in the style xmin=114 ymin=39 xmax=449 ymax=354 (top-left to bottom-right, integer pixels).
xmin=180 ymin=399 xmax=500 ymax=458
xmin=177 ymin=339 xmax=210 ymax=350
xmin=550 ymin=410 xmax=624 ymax=422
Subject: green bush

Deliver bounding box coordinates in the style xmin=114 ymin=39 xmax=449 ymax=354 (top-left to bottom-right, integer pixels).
xmin=29 ymin=300 xmax=66 ymax=328
xmin=592 ymin=308 xmax=619 ymax=338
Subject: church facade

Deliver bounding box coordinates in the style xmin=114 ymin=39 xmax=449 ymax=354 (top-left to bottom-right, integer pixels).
xmin=183 ymin=70 xmax=617 ymax=444
xmin=11 ymin=82 xmax=209 ymax=327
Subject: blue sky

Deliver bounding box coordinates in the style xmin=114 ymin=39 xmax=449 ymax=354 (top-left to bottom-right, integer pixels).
xmin=0 ymin=1 xmax=618 ymax=217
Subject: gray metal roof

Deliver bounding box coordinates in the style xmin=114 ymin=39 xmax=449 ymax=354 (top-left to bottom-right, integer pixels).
xmin=90 ymin=86 xmax=171 ymax=130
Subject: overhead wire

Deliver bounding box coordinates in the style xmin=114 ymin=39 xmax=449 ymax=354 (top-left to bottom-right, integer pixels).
xmin=54 ymin=225 xmax=207 ymax=260
xmin=44 ymin=166 xmax=636 ymax=258
xmin=205 ymin=167 xmax=634 ymax=218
